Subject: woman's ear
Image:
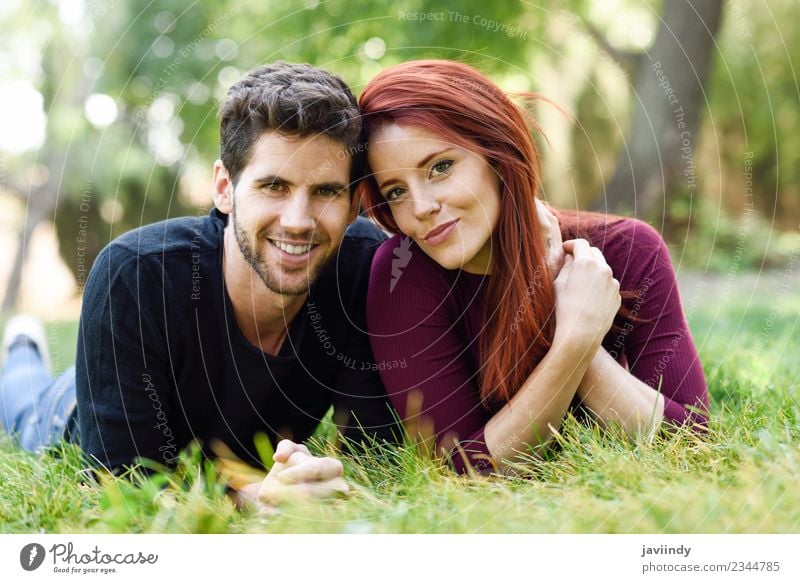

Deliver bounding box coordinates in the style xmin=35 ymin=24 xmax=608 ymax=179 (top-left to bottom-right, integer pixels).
xmin=212 ymin=160 xmax=234 ymax=213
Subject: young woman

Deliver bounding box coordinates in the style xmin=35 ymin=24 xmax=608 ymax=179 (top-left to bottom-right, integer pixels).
xmin=359 ymin=60 xmax=709 ymax=474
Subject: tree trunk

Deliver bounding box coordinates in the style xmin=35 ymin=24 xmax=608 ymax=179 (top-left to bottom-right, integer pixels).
xmin=1 ymin=148 xmax=63 ymax=314
xmin=593 ymin=0 xmax=724 ymax=216
xmin=1 ymin=200 xmax=50 ymax=314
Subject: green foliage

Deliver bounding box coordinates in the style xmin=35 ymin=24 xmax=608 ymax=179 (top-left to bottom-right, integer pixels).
xmin=3 ymin=0 xmax=799 ymax=280
xmin=0 ymin=441 xmax=101 ymax=533
xmin=667 ymin=191 xmax=800 ymax=271
xmin=94 ymin=446 xmax=240 ymax=534
xmin=706 ymin=0 xmax=800 ymax=221
xmin=26 ymin=0 xmax=544 ymax=275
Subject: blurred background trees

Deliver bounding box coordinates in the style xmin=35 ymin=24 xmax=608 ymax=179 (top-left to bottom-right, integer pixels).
xmin=1 ymin=0 xmax=798 ymax=313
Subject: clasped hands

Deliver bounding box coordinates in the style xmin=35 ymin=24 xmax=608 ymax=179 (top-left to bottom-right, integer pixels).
xmin=234 ymin=439 xmax=349 ymax=512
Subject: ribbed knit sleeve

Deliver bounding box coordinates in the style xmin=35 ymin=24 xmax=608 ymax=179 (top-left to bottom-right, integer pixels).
xmin=366 ymin=236 xmax=494 ymax=473
xmin=599 ymin=219 xmax=709 ymax=427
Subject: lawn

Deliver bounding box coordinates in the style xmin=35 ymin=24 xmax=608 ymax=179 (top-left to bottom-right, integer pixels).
xmin=1 ymin=272 xmax=798 ymax=534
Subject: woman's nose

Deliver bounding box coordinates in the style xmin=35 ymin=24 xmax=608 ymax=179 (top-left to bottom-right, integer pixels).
xmin=410 ymin=190 xmax=441 ymax=220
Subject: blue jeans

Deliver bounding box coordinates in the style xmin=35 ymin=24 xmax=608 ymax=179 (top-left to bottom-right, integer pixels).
xmin=0 ymin=343 xmax=76 ymax=452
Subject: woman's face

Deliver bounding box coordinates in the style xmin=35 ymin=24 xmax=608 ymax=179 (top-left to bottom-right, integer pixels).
xmin=367 ymin=123 xmax=501 ymax=274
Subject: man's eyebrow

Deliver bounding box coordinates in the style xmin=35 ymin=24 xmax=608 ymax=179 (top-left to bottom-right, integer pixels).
xmin=251 ymin=176 xmax=346 ymax=191
xmin=377 ymin=148 xmax=454 ymax=190
xmin=313 ymin=181 xmax=348 ymax=191
xmin=252 ymin=175 xmax=292 ymax=186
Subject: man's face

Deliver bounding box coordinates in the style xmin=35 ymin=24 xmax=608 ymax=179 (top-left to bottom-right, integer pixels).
xmin=221 ymin=131 xmax=357 ymax=296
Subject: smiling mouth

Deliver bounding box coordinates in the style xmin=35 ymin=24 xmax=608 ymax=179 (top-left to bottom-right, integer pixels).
xmin=424 ymin=219 xmax=459 ymax=245
xmin=268 ymin=239 xmax=317 ymax=256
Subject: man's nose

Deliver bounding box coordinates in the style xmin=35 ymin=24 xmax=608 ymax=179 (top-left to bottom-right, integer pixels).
xmin=280 ymin=192 xmax=315 ymax=233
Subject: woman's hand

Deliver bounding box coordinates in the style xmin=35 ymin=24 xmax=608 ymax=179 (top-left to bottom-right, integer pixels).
xmin=552 ymin=238 xmax=620 ymax=350
xmin=535 ymin=199 xmax=564 ymax=281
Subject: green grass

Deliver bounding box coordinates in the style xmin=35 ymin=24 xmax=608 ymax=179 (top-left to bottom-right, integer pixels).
xmin=1 ymin=275 xmax=798 ymax=533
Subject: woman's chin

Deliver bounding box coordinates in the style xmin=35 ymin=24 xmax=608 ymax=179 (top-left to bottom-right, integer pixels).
xmin=421 ymin=248 xmax=467 ymax=271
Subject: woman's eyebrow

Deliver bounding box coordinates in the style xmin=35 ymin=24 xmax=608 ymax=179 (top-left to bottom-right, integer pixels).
xmin=377 ymin=148 xmax=455 ymax=190
xmin=416 ymin=148 xmax=453 ymax=169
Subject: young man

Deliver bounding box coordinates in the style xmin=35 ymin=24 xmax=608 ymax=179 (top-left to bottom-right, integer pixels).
xmin=0 ymin=62 xmax=398 ymax=507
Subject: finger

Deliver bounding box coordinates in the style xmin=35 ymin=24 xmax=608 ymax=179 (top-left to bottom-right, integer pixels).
xmin=273 ymin=439 xmax=311 ymax=463
xmin=277 ymin=456 xmax=343 ymax=483
xmin=562 ymin=238 xmax=591 ymax=258
xmin=234 ymin=482 xmax=262 ymax=509
xmin=541 ymin=211 xmax=563 ymax=274
xmin=290 ymin=477 xmax=350 ymax=500
xmin=548 ymin=220 xmax=564 ymax=266
xmin=587 ymin=247 xmax=615 ymax=277
xmin=539 ymin=205 xmax=559 ymax=246
xmin=284 ymin=450 xmax=314 ymax=467
xmin=589 ymin=246 xmax=606 ymax=265
xmin=303 ymin=477 xmax=350 ymax=498
xmin=539 ymin=204 xmax=558 ymax=244
xmin=277 ymin=456 xmax=344 ymax=484
xmin=260 ymin=477 xmax=350 ymax=505
xmin=554 ymin=253 xmax=574 ymax=285
xmin=274 ymin=439 xmax=296 ymax=462
xmin=549 ymin=210 xmax=562 ymax=248
xmin=535 ymin=200 xmax=552 ymax=244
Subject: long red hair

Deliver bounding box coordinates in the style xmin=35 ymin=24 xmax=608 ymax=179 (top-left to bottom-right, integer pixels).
xmin=358 ymin=60 xmax=624 ymax=406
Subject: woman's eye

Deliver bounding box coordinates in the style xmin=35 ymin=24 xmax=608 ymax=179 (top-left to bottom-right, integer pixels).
xmin=430 ymin=160 xmax=453 ymax=177
xmin=384 ymin=187 xmax=406 ymax=202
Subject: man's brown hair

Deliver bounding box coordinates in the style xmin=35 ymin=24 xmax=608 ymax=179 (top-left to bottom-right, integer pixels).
xmin=218 ymin=61 xmax=364 ymax=189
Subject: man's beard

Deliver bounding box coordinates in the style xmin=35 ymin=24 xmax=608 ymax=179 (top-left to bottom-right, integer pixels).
xmin=232 ymin=209 xmax=330 ymax=296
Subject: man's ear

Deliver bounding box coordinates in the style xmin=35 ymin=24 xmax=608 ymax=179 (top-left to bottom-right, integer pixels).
xmin=212 ymin=160 xmax=234 ymax=214
xmin=347 ymin=190 xmax=362 ymax=224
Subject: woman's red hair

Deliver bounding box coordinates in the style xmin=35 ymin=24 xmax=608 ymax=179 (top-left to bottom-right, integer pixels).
xmin=358 ymin=60 xmax=623 ymax=406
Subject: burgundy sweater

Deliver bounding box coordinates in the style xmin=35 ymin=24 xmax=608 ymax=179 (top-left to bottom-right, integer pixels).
xmin=366 ymin=218 xmax=709 ymax=473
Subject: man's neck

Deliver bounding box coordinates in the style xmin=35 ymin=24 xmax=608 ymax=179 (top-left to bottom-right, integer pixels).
xmin=222 ymin=227 xmax=307 ymax=356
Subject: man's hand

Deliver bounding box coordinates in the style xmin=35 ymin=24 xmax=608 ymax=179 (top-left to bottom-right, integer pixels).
xmin=250 ymin=439 xmax=349 ymax=508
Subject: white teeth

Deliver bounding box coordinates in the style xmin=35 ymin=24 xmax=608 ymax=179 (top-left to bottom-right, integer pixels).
xmin=272 ymin=240 xmax=313 ymax=255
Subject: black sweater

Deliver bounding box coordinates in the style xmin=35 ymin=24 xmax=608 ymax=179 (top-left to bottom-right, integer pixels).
xmin=71 ymin=209 xmax=399 ymax=470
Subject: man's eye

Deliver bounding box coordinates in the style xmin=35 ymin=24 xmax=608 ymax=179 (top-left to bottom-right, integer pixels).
xmin=430 ymin=160 xmax=453 ymax=177
xmin=263 ymin=182 xmax=285 ymax=192
xmin=317 ymin=188 xmax=341 ymax=197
